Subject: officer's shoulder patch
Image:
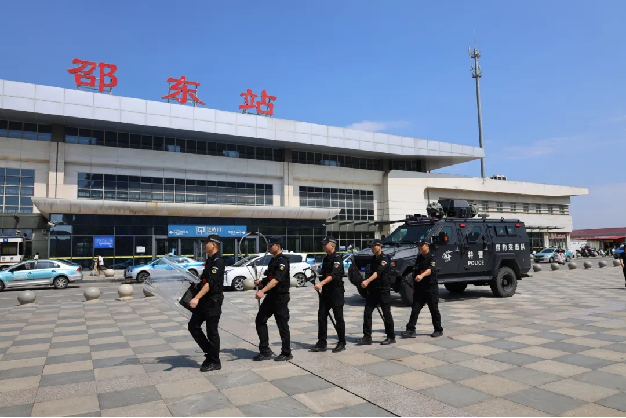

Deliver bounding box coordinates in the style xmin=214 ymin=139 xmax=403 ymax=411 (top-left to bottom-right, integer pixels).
xmin=333 ymin=261 xmax=340 ymax=267
xmin=380 ymin=260 xmax=387 ymax=266
xmin=431 ymin=261 xmax=436 ymax=266
xmin=279 ymin=264 xmax=285 ymax=270
xmin=211 ymin=267 xmax=218 ymax=273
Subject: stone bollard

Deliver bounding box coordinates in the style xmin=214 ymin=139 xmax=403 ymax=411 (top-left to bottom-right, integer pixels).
xmin=532 ymin=264 xmax=542 ymax=272
xmin=550 ymin=263 xmax=560 ymax=271
xmin=613 ymin=259 xmax=621 ymax=267
xmin=568 ymin=262 xmax=577 ymax=269
xmin=142 ymin=287 xmax=154 ymax=298
xmin=17 ymin=290 xmax=36 ymax=305
xmin=599 ymin=261 xmax=607 ymax=268
xmin=117 ymin=284 xmax=134 ymax=301
xmin=104 ymin=269 xmax=115 ymax=278
xmin=84 ymin=287 xmax=101 ymax=302
xmin=584 ymin=261 xmax=592 ymax=269
xmin=243 ymin=278 xmax=256 ymax=291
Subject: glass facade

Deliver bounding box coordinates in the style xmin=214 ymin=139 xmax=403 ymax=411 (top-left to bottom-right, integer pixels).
xmin=0 ymin=120 xmax=52 ymax=141
xmin=0 ymin=168 xmax=35 ymax=213
xmin=48 ymin=214 xmax=326 ymax=269
xmin=390 ymin=159 xmax=423 ymax=172
xmin=299 ymin=186 xmax=374 ymax=221
xmin=292 ymin=151 xmax=381 ymax=171
xmin=77 ymin=173 xmax=273 ymax=206
xmin=65 ymin=127 xmax=283 ymax=162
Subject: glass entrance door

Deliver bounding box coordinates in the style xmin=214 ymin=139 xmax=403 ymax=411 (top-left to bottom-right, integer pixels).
xmin=156 ymin=238 xmax=179 ymax=258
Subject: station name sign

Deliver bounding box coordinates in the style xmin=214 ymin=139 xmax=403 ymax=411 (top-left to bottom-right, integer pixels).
xmin=168 ymin=225 xmax=247 ymax=238
xmin=67 ymin=58 xmax=277 ymax=115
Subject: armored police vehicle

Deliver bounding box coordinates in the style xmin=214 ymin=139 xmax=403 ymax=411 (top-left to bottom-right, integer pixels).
xmin=348 ymin=199 xmax=531 ymax=305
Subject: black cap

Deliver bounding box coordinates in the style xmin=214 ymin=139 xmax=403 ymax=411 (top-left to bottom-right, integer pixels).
xmin=370 ymin=238 xmax=383 ymax=247
xmin=208 ymin=234 xmax=221 ymax=244
xmin=417 ymin=239 xmax=429 ymax=246
xmin=322 ymin=236 xmax=337 ymax=245
xmin=267 ymin=236 xmax=283 ymax=246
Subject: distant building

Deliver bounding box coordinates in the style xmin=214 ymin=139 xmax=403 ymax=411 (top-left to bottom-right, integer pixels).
xmin=571 ymin=228 xmax=626 ymax=251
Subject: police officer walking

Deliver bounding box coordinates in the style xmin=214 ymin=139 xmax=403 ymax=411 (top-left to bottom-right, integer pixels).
xmin=188 ymin=234 xmax=225 ymax=372
xmin=311 ymin=236 xmax=346 ymax=353
xmin=254 ymin=237 xmax=292 ymax=361
xmin=357 ymin=239 xmax=395 ymax=345
xmin=619 ymin=246 xmax=626 ymax=286
xmin=401 ymin=240 xmax=443 ymax=338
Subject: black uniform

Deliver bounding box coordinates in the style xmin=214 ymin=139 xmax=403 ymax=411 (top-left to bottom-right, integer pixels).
xmin=318 ymin=252 xmax=346 ymax=346
xmin=621 ymin=251 xmax=626 ymax=286
xmin=188 ymin=253 xmax=224 ymax=365
xmin=406 ymin=251 xmax=443 ymax=333
xmin=256 ymin=253 xmax=291 ymax=355
xmin=363 ymin=253 xmax=395 ymax=339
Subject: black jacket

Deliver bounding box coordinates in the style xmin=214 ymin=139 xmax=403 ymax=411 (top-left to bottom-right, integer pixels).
xmin=368 ymin=253 xmax=391 ymax=292
xmin=320 ymin=252 xmax=344 ymax=295
xmin=414 ymin=251 xmax=437 ymax=290
xmin=262 ymin=253 xmax=290 ymax=297
xmin=199 ymin=253 xmax=224 ymax=302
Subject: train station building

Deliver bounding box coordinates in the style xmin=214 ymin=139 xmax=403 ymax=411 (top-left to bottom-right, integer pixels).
xmin=0 ymin=78 xmax=588 ymax=267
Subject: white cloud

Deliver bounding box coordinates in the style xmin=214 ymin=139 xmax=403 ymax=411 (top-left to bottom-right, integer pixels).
xmin=570 ymin=182 xmax=626 ymax=229
xmin=346 ymin=120 xmax=410 ymax=132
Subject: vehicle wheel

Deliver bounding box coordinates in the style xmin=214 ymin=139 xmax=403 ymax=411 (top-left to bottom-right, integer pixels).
xmin=549 ymin=257 xmax=555 ymax=263
xmin=188 ymin=269 xmax=198 ymax=277
xmin=295 ymin=273 xmax=307 ymax=288
xmin=0 ymin=281 xmax=5 ymax=292
xmin=136 ymin=271 xmax=149 ymax=283
xmin=53 ymin=276 xmax=69 ymax=289
xmin=444 ymin=283 xmax=467 ymax=293
xmin=399 ymin=273 xmax=414 ymax=306
xmin=231 ymin=276 xmax=245 ymax=291
xmin=490 ymin=267 xmax=517 ymax=297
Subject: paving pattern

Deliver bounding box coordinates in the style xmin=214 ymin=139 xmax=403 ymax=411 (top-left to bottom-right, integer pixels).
xmin=0 ymin=264 xmax=625 ymax=417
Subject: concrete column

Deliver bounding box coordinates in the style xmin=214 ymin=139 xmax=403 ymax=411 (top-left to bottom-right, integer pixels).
xmin=48 ymin=142 xmax=65 ymax=199
xmin=566 ymin=233 xmax=572 ymax=251
xmin=282 ymin=148 xmax=293 ymax=207
xmin=542 ymin=232 xmax=549 ymax=248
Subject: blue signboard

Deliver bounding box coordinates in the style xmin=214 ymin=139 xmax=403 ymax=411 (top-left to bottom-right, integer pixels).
xmin=168 ymin=225 xmax=247 ymax=238
xmin=94 ymin=236 xmax=114 ymax=249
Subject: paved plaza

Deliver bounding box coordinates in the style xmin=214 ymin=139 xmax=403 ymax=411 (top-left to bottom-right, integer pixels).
xmin=0 ymin=263 xmax=625 ymax=417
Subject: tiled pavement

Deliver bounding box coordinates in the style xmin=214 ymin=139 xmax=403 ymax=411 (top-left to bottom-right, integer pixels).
xmin=0 ymin=264 xmax=625 ymax=416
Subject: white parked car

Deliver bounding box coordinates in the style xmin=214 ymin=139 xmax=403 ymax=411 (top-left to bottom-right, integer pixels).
xmin=224 ymin=252 xmax=315 ymax=291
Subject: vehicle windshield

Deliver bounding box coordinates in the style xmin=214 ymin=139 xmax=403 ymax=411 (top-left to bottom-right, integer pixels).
xmin=233 ymin=255 xmax=258 ymax=267
xmin=384 ymin=225 xmax=434 ymax=245
xmin=540 ymin=249 xmax=554 ymax=254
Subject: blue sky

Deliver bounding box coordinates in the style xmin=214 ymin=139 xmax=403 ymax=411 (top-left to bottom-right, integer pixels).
xmin=2 ymin=1 xmax=624 ymax=228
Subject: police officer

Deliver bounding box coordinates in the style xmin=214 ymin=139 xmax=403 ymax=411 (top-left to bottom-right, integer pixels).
xmin=188 ymin=234 xmax=224 ymax=372
xmin=311 ymin=236 xmax=346 ymax=353
xmin=401 ymin=240 xmax=443 ymax=338
xmin=357 ymin=238 xmax=395 ymax=345
xmin=619 ymin=246 xmax=626 ymax=286
xmin=253 ymin=237 xmax=292 ymax=361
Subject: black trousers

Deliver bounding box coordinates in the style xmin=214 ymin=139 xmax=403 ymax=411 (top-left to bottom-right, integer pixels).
xmin=188 ymin=300 xmax=222 ymax=364
xmin=363 ymin=291 xmax=395 ymax=339
xmin=256 ymin=295 xmax=291 ymax=355
xmin=623 ymin=266 xmax=626 ymax=283
xmin=318 ymin=292 xmax=346 ymax=345
xmin=406 ymin=285 xmax=443 ymax=333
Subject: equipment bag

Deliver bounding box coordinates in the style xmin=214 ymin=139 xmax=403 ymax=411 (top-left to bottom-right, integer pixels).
xmin=179 ymin=284 xmax=199 ymax=311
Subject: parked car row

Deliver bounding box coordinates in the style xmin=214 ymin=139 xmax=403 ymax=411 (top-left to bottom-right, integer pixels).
xmin=225 ymin=252 xmax=315 ymax=291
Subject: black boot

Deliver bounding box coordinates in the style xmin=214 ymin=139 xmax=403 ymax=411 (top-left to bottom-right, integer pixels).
xmin=431 ymin=331 xmax=443 ymax=338
xmin=381 ymin=337 xmax=396 ymax=345
xmin=401 ymin=330 xmax=417 ymax=338
xmin=310 ymin=342 xmax=327 ymax=352
xmin=199 ymin=356 xmax=212 ymax=372
xmin=332 ymin=341 xmax=346 ymax=353
xmin=253 ymin=351 xmax=275 ymax=361
xmin=356 ymin=336 xmax=372 ymax=345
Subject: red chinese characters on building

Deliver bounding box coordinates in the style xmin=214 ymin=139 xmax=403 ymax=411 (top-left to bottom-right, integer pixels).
xmin=162 ymin=76 xmax=205 ymax=106
xmin=239 ymin=89 xmax=277 ymax=116
xmin=67 ymin=59 xmax=118 ymax=93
